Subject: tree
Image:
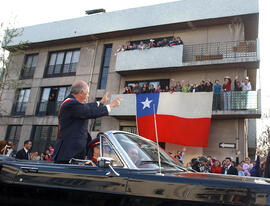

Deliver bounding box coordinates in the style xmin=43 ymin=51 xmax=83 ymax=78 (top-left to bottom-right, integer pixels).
xmin=257 ymin=124 xmax=270 ymax=158
xmin=0 ymin=21 xmax=29 ymax=116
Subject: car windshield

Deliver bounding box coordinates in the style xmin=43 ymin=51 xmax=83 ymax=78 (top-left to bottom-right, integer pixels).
xmin=114 ymin=132 xmax=185 ymax=171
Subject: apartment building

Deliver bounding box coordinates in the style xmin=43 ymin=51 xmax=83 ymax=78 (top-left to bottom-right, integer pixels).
xmin=0 ymin=0 xmax=260 ymax=162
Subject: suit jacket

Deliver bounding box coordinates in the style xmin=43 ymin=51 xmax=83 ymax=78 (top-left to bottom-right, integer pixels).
xmin=16 ymin=148 xmax=30 ymax=160
xmin=221 ymin=165 xmax=238 ymax=176
xmin=53 ymin=95 xmax=108 ymax=162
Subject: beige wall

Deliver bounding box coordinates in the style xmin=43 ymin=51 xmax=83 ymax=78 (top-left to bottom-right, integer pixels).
xmin=165 ymin=119 xmax=247 ymax=165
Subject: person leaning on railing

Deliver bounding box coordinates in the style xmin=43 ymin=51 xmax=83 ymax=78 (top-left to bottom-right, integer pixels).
xmin=213 ymin=80 xmax=221 ymax=110
xmin=222 ymin=76 xmax=232 ymax=110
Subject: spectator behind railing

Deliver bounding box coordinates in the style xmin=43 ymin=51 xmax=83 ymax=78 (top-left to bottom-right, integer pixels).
xmin=242 ymin=77 xmax=252 ymax=91
xmin=132 ymin=82 xmax=141 ymax=94
xmin=141 ymin=83 xmax=149 ymax=93
xmin=213 ymin=80 xmax=221 ymax=110
xmin=155 ymin=85 xmax=162 ymax=93
xmin=148 ymin=84 xmax=155 ymax=93
xmin=123 ymin=86 xmax=132 ymax=94
xmin=222 ymin=76 xmax=232 ymax=110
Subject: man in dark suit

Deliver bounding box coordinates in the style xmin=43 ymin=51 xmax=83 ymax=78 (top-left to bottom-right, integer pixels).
xmin=53 ymin=80 xmax=121 ymax=163
xmin=15 ymin=140 xmax=32 ymax=160
xmin=221 ymin=157 xmax=238 ymax=175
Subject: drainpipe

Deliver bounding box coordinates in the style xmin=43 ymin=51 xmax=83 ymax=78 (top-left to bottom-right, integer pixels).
xmin=88 ymin=37 xmax=99 ymax=101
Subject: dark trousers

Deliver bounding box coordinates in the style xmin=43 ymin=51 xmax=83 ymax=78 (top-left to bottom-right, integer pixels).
xmin=213 ymin=94 xmax=221 ymax=110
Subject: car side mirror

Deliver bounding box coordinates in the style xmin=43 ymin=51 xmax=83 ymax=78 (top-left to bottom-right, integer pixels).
xmin=97 ymin=157 xmax=120 ymax=177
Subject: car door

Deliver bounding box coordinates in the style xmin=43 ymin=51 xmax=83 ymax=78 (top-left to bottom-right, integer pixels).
xmin=13 ymin=139 xmax=128 ymax=195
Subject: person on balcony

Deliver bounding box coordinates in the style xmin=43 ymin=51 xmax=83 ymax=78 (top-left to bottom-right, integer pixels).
xmin=213 ymin=80 xmax=221 ymax=110
xmin=197 ymin=80 xmax=205 ymax=92
xmin=204 ymin=80 xmax=213 ymax=92
xmin=176 ymin=37 xmax=184 ymax=45
xmin=181 ymin=82 xmax=190 ymax=93
xmin=137 ymin=41 xmax=146 ymax=50
xmin=141 ymin=83 xmax=149 ymax=93
xmin=240 ymin=76 xmax=251 ymax=109
xmin=189 ymin=84 xmax=198 ymax=93
xmin=132 ymin=82 xmax=141 ymax=94
xmin=155 ymin=85 xmax=162 ymax=93
xmin=160 ymin=38 xmax=169 ymax=47
xmin=123 ymin=86 xmax=132 ymax=94
xmin=233 ymin=77 xmax=242 ymax=110
xmin=149 ymin=84 xmax=156 ymax=93
xmin=222 ymin=76 xmax=232 ymax=110
xmin=131 ymin=43 xmax=138 ymax=50
xmin=241 ymin=77 xmax=252 ymax=91
xmin=174 ymin=81 xmax=182 ymax=92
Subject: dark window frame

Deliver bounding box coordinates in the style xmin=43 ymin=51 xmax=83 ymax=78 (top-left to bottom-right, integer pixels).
xmin=30 ymin=125 xmax=58 ymax=153
xmin=98 ymin=44 xmax=112 ymax=89
xmin=44 ymin=48 xmax=80 ymax=78
xmin=36 ymin=85 xmax=71 ymax=116
xmin=20 ymin=53 xmax=39 ymax=79
xmin=12 ymin=88 xmax=31 ymax=116
xmin=5 ymin=125 xmax=22 ymax=151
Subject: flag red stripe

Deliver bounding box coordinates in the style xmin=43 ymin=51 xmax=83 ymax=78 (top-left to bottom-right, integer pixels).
xmin=137 ymin=114 xmax=211 ymax=147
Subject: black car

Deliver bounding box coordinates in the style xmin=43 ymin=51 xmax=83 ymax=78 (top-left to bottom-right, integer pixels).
xmin=0 ymin=131 xmax=270 ymax=206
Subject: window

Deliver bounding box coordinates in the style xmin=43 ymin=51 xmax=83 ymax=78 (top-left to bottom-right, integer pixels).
xmin=37 ymin=86 xmax=71 ymax=116
xmin=12 ymin=88 xmax=31 ymax=115
xmin=5 ymin=125 xmax=22 ymax=151
xmin=101 ymin=136 xmax=124 ymax=167
xmin=31 ymin=126 xmax=58 ymax=153
xmin=98 ymin=44 xmax=112 ymax=89
xmin=21 ymin=54 xmax=38 ymax=79
xmin=45 ymin=49 xmax=80 ymax=77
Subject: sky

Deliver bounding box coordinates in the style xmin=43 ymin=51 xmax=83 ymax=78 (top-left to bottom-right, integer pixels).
xmin=1 ymin=0 xmax=270 ymax=131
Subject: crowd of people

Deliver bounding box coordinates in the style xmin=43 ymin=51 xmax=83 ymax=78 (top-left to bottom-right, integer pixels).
xmin=173 ymin=148 xmax=269 ymax=178
xmin=29 ymin=144 xmax=54 ymax=161
xmin=14 ymin=140 xmax=55 ymax=161
xmin=124 ymin=76 xmax=252 ymax=110
xmin=117 ymin=36 xmax=184 ymax=53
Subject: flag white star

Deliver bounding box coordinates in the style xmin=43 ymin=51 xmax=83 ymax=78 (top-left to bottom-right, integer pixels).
xmin=141 ymin=97 xmax=153 ymax=110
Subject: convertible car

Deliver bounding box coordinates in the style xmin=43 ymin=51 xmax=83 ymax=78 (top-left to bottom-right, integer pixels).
xmin=0 ymin=130 xmax=270 ymax=206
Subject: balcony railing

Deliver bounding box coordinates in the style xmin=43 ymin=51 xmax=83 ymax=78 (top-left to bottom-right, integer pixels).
xmin=213 ymin=91 xmax=258 ymax=110
xmin=183 ymin=40 xmax=258 ymax=62
xmin=110 ymin=90 xmax=261 ymax=118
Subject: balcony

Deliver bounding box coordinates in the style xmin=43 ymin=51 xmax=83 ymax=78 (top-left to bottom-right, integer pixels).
xmin=109 ymin=90 xmax=261 ymax=119
xmin=115 ymin=40 xmax=259 ymax=72
xmin=183 ymin=40 xmax=259 ymax=66
xmin=115 ymin=45 xmax=183 ymax=72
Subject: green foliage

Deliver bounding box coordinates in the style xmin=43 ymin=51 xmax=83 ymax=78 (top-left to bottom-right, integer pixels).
xmin=257 ymin=125 xmax=270 ymax=158
xmin=0 ymin=21 xmax=30 ymax=115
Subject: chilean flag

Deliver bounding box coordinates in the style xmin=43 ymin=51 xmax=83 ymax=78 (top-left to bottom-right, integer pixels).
xmin=136 ymin=92 xmax=213 ymax=147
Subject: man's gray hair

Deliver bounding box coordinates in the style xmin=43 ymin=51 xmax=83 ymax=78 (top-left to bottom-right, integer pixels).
xmin=71 ymin=83 xmax=85 ymax=94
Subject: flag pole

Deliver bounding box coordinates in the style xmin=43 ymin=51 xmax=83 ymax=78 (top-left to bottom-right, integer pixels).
xmin=153 ymin=103 xmax=162 ymax=175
